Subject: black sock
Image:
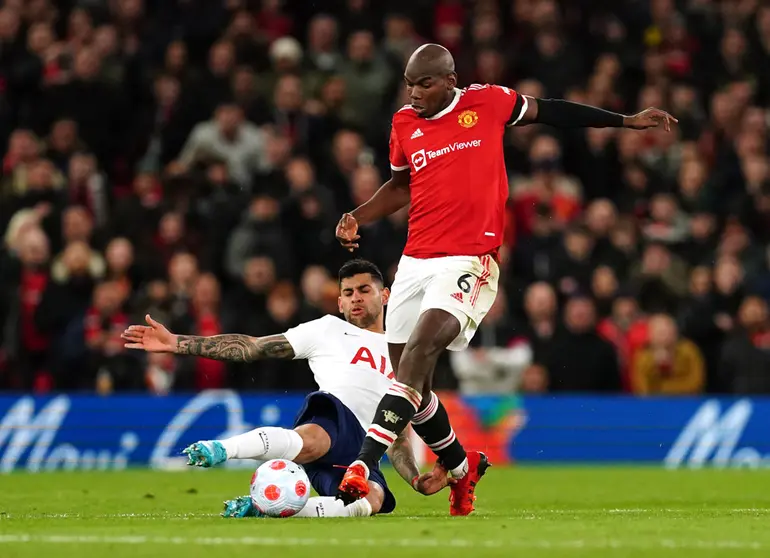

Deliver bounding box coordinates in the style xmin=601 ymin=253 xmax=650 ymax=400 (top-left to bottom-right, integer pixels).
xmin=356 ymin=381 xmax=422 ymax=471
xmin=411 ymin=391 xmax=467 ymax=471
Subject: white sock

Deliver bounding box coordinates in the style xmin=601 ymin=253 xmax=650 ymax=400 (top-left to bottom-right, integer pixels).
xmin=293 ymin=496 xmax=373 ymax=518
xmin=450 ymin=457 xmax=469 ymax=479
xmin=219 ymin=427 xmax=303 ymax=461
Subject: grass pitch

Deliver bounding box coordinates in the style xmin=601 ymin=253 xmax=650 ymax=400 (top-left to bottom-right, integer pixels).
xmin=1 ymin=467 xmax=769 ymax=557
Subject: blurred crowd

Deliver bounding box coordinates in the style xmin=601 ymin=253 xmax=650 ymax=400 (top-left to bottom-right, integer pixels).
xmin=0 ymin=0 xmax=769 ymax=396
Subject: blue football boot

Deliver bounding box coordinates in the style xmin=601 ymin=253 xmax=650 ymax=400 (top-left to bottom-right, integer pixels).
xmin=182 ymin=440 xmax=227 ymax=467
xmin=221 ymin=495 xmax=263 ymax=518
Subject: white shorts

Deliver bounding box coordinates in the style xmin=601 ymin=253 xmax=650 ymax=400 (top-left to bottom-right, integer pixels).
xmin=385 ymin=254 xmax=500 ymax=351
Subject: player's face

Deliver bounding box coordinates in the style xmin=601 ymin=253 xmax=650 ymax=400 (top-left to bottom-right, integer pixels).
xmin=404 ymin=71 xmax=457 ymax=117
xmin=338 ymin=274 xmax=389 ymax=328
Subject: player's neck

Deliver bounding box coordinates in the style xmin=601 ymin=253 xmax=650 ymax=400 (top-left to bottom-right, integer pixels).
xmin=432 ymin=89 xmax=456 ymax=116
xmin=364 ymin=321 xmax=385 ymax=334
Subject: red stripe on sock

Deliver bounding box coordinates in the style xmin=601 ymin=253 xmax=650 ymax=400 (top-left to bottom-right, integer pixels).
xmin=413 ymin=392 xmax=438 ymax=424
xmin=367 ymin=426 xmax=396 ymax=444
xmin=388 ymin=383 xmax=421 ymax=410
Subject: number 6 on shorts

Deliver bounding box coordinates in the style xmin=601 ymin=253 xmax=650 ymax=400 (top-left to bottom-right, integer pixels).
xmin=456 ymin=273 xmax=473 ymax=294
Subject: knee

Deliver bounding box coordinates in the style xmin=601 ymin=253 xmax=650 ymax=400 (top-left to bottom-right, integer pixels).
xmin=293 ymin=424 xmax=331 ymax=464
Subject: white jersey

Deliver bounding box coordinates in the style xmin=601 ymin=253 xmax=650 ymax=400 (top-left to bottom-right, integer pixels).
xmin=283 ymin=315 xmax=393 ymax=429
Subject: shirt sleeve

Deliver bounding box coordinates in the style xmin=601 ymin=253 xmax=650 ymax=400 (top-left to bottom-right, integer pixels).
xmin=487 ymin=85 xmax=528 ymax=127
xmin=283 ymin=317 xmax=327 ymax=360
xmin=388 ymin=124 xmax=409 ymax=171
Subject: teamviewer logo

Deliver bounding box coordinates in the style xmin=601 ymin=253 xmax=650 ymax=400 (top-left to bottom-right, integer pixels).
xmin=411 ymin=149 xmax=427 ymax=172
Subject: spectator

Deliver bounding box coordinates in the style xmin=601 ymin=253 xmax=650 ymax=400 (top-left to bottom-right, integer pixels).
xmin=680 ymin=256 xmax=745 ymax=391
xmin=104 ymin=237 xmax=140 ymax=302
xmin=36 ymin=240 xmax=98 ymax=360
xmin=44 ymin=119 xmax=86 ymax=173
xmin=545 ymin=296 xmax=621 ymax=393
xmin=179 ymin=103 xmax=269 ymax=190
xmin=339 ymin=30 xmax=394 ymax=138
xmin=83 ymin=280 xmax=138 ymax=392
xmin=514 ymin=281 xmax=558 ymax=366
xmin=298 ymin=265 xmax=333 ymax=322
xmin=591 ymin=265 xmax=620 ymax=318
xmin=720 ymin=296 xmax=770 ymax=394
xmin=223 ymin=255 xmax=277 ymax=330
xmin=631 ymin=313 xmax=705 ymax=395
xmin=112 ymin=172 xmax=164 ymax=252
xmin=631 ymin=243 xmax=689 ymax=314
xmin=597 ymin=294 xmax=649 ymax=392
xmin=66 ymin=152 xmax=109 ymax=229
xmin=231 ymin=66 xmax=269 ymax=126
xmin=225 ymin=194 xmax=290 ymax=281
xmin=133 ymin=74 xmax=187 ymax=173
xmin=306 ymin=14 xmax=343 ymax=75
xmin=173 ymin=273 xmax=227 ymax=391
xmin=551 ymin=224 xmax=595 ymax=299
xmin=322 ymin=129 xmax=364 ymax=213
xmin=2 ymin=227 xmax=51 ymax=389
xmin=166 ymin=251 xmax=199 ymax=323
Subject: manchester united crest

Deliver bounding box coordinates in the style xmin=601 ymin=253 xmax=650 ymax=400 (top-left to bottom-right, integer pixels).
xmin=458 ymin=110 xmax=479 ymax=128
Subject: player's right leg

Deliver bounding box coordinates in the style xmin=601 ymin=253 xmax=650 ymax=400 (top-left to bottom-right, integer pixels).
xmin=340 ymin=310 xmax=462 ymax=499
xmin=410 ymin=255 xmax=498 ymax=515
xmin=183 ymin=425 xmax=306 ymax=468
xmin=183 ymin=395 xmax=337 ymax=468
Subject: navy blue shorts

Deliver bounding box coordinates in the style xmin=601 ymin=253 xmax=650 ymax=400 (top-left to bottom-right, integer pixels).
xmin=293 ymin=391 xmax=396 ymax=514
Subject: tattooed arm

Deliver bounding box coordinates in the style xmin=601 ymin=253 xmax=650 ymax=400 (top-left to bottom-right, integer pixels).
xmin=175 ymin=334 xmax=295 ymax=362
xmin=386 ymin=427 xmax=421 ymax=487
xmin=121 ymin=314 xmax=296 ymax=362
xmin=386 ymin=427 xmax=452 ymax=495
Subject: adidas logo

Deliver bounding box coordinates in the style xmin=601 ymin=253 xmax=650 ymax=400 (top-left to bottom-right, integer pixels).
xmin=411 ymin=128 xmax=423 ymax=139
xmin=450 ymin=292 xmax=463 ymax=303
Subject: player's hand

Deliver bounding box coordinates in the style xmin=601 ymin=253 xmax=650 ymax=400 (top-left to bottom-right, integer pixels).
xmin=121 ymin=314 xmax=177 ymax=353
xmin=413 ymin=462 xmax=457 ymax=496
xmin=623 ymin=107 xmax=678 ymax=131
xmin=336 ymin=213 xmax=360 ymax=252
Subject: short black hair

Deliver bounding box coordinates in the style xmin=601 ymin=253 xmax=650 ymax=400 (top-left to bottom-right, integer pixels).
xmin=338 ymin=259 xmax=384 ymax=286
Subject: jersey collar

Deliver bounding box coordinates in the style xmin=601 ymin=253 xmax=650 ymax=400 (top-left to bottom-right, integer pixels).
xmin=426 ymin=88 xmax=462 ymax=120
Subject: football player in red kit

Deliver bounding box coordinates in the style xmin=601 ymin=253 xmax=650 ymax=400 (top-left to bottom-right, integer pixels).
xmin=335 ymin=43 xmax=676 ymax=516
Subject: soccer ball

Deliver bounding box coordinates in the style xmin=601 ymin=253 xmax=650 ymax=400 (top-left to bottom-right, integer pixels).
xmin=249 ymin=459 xmax=310 ymax=517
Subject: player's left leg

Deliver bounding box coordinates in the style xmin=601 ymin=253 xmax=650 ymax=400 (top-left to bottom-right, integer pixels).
xmin=222 ymin=480 xmax=384 ymax=519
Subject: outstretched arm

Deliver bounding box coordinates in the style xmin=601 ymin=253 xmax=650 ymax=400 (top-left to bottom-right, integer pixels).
xmin=386 ymin=426 xmax=454 ymax=495
xmin=122 ymin=314 xmax=296 ymax=362
xmin=175 ymin=334 xmax=295 ymax=362
xmin=513 ymin=95 xmax=677 ymax=130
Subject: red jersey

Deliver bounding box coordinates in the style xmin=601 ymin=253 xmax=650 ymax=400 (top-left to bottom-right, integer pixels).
xmin=389 ymin=84 xmax=526 ymax=259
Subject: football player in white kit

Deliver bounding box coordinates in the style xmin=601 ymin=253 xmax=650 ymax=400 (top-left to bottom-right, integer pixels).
xmin=121 ymin=259 xmax=452 ymax=518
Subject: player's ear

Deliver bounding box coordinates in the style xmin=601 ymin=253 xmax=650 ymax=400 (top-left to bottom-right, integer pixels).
xmin=446 ymin=72 xmax=457 ymax=90
xmin=382 ymin=287 xmax=390 ymax=305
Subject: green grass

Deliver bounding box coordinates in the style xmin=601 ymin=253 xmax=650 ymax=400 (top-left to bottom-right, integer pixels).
xmin=2 ymin=467 xmax=770 ymax=557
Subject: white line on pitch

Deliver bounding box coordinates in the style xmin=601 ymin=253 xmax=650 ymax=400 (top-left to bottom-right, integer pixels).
xmin=0 ymin=535 xmax=766 ymax=550
xmin=3 ymin=508 xmax=769 ymax=520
